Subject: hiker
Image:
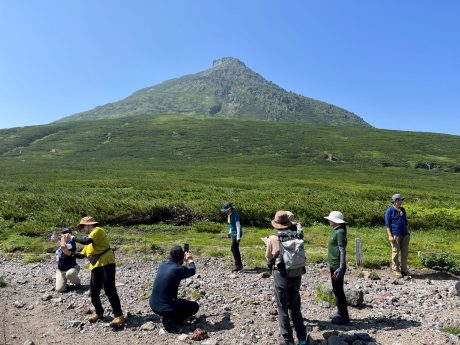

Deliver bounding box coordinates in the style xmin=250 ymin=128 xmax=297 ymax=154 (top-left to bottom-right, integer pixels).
xmin=64 ymin=216 xmax=124 ymax=327
xmin=53 ymin=228 xmax=81 ymax=292
xmin=324 ymin=211 xmax=350 ymax=325
xmin=221 ymin=202 xmax=243 ymax=272
xmin=149 ymin=245 xmax=199 ymax=332
xmin=266 ymin=211 xmax=308 ymax=345
xmin=385 ymin=193 xmax=410 ymax=277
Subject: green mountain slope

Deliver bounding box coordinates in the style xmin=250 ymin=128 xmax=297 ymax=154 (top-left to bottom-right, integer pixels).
xmin=0 ymin=114 xmax=459 ymax=240
xmin=57 ymin=57 xmax=369 ymax=126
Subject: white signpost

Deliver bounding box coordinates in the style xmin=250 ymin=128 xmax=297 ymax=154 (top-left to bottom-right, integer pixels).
xmin=355 ymin=238 xmax=363 ymax=267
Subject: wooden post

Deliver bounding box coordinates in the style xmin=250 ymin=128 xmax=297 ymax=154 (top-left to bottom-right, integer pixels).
xmin=355 ymin=238 xmax=363 ymax=267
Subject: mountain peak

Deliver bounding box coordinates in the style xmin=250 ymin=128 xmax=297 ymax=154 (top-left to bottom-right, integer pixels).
xmin=212 ymin=57 xmax=247 ymax=68
xmin=57 ymin=58 xmax=370 ymax=127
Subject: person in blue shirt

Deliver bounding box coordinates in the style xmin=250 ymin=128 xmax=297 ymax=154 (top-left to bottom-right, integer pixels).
xmin=221 ymin=202 xmax=243 ymax=272
xmin=149 ymin=245 xmax=199 ymax=332
xmin=53 ymin=228 xmax=81 ymax=292
xmin=384 ymin=193 xmax=410 ymax=277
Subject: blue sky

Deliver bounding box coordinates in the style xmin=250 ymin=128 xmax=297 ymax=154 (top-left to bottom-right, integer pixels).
xmin=0 ymin=1 xmax=459 ymax=135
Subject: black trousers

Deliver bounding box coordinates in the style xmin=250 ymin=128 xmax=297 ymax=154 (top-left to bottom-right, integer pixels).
xmin=153 ymin=299 xmax=199 ymax=323
xmin=90 ymin=263 xmax=123 ymax=317
xmin=273 ymin=270 xmax=307 ymax=344
xmin=330 ymin=268 xmax=349 ymax=318
xmin=231 ymin=237 xmax=243 ymax=268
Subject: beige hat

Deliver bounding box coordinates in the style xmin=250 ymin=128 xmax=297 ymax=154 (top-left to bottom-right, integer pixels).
xmin=271 ymin=211 xmax=292 ymax=230
xmin=324 ymin=211 xmax=347 ymax=224
xmin=285 ymin=211 xmax=295 ymax=222
xmin=79 ymin=216 xmax=99 ymax=226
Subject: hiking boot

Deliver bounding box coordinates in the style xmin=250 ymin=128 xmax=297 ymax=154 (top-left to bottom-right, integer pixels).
xmin=110 ymin=315 xmax=125 ymax=327
xmin=331 ymin=315 xmax=350 ymax=325
xmin=88 ymin=314 xmax=103 ymax=323
xmin=161 ymin=316 xmax=177 ymax=333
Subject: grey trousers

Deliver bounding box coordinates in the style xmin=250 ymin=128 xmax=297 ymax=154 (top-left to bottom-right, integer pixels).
xmin=273 ymin=270 xmax=307 ymax=344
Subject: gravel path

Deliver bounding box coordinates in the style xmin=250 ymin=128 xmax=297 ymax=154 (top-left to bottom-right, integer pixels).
xmin=1 ymin=255 xmax=460 ymax=345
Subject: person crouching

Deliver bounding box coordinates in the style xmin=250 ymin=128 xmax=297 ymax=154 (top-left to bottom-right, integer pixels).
xmin=149 ymin=245 xmax=199 ymax=332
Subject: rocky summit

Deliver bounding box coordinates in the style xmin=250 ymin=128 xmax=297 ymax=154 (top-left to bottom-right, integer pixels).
xmin=57 ymin=57 xmax=369 ymax=127
xmin=1 ymin=255 xmax=460 ymax=345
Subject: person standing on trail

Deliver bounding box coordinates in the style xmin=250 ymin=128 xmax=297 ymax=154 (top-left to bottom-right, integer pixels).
xmin=325 ymin=210 xmax=350 ymax=325
xmin=221 ymin=202 xmax=243 ymax=272
xmin=266 ymin=211 xmax=308 ymax=345
xmin=53 ymin=228 xmax=81 ymax=292
xmin=63 ymin=216 xmax=124 ymax=327
xmin=149 ymin=245 xmax=199 ymax=332
xmin=385 ymin=193 xmax=410 ymax=277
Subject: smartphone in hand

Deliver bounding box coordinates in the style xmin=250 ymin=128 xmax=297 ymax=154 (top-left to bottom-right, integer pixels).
xmin=184 ymin=243 xmax=189 ymax=252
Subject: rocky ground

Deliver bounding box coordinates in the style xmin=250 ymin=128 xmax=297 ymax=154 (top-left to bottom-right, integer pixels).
xmin=1 ymin=254 xmax=460 ymax=345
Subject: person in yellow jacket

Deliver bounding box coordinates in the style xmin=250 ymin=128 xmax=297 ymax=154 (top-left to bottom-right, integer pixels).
xmin=64 ymin=216 xmax=124 ymax=327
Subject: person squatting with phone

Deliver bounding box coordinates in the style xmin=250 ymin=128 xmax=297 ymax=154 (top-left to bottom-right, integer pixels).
xmin=149 ymin=244 xmax=199 ymax=332
xmin=52 ymin=227 xmax=81 ymax=292
xmin=324 ymin=211 xmax=350 ymax=325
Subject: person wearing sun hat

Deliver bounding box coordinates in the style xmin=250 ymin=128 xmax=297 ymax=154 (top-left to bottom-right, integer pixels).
xmin=324 ymin=210 xmax=350 ymax=325
xmin=266 ymin=211 xmax=308 ymax=345
xmin=220 ymin=202 xmax=243 ymax=272
xmin=63 ymin=216 xmax=124 ymax=327
xmin=384 ymin=193 xmax=410 ymax=277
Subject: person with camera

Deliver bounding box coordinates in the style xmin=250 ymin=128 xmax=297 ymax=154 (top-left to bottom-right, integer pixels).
xmin=149 ymin=244 xmax=199 ymax=332
xmin=53 ymin=227 xmax=81 ymax=292
xmin=266 ymin=211 xmax=308 ymax=345
xmin=63 ymin=216 xmax=124 ymax=327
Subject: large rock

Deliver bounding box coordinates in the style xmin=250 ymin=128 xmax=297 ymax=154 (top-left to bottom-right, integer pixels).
xmin=327 ymin=335 xmax=348 ymax=345
xmin=345 ymin=289 xmax=364 ymax=307
xmin=454 ymin=281 xmax=460 ymax=296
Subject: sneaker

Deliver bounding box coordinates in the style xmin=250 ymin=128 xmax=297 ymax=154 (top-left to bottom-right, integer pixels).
xmin=331 ymin=315 xmax=350 ymax=325
xmin=88 ymin=314 xmax=103 ymax=323
xmin=110 ymin=315 xmax=125 ymax=327
xmin=392 ymin=270 xmax=402 ymax=277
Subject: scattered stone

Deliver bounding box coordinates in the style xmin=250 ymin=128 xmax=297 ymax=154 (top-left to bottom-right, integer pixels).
xmin=13 ymin=300 xmax=25 ymax=308
xmin=23 ymin=341 xmax=35 ymax=345
xmin=140 ymin=321 xmax=156 ymax=331
xmin=192 ymin=327 xmax=209 ymax=341
xmin=177 ymin=333 xmax=188 ymax=341
xmin=41 ymin=294 xmax=52 ymax=301
xmin=327 ymin=335 xmax=348 ymax=345
xmin=202 ymin=339 xmax=218 ymax=345
xmin=69 ymin=320 xmax=81 ymax=328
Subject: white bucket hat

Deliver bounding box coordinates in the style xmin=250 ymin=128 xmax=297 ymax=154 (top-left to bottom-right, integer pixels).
xmin=324 ymin=211 xmax=347 ymax=224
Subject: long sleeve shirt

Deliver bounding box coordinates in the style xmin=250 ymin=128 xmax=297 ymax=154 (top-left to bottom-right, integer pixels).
xmin=149 ymin=261 xmax=196 ymax=313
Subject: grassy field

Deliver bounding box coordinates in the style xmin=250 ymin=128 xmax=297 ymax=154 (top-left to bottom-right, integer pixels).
xmin=0 ymin=114 xmax=459 ymax=270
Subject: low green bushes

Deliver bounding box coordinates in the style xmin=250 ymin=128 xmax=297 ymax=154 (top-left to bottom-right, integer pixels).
xmin=421 ymin=253 xmax=460 ymax=275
